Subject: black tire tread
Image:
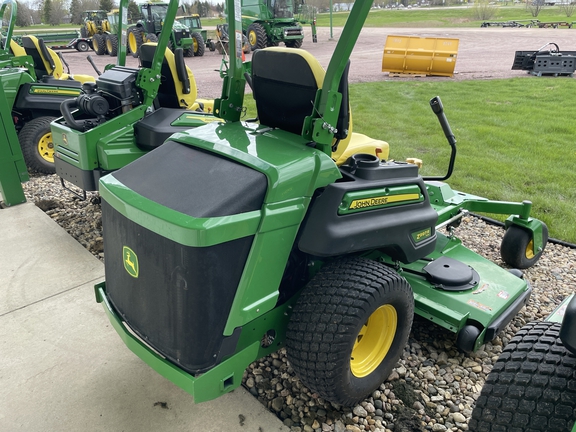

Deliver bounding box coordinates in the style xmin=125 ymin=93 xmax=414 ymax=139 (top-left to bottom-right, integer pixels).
xmin=191 ymin=32 xmax=205 ymax=56
xmin=286 ymin=257 xmax=413 ymax=406
xmin=247 ymin=23 xmax=267 ymax=51
xmin=19 ymin=116 xmax=57 ymax=174
xmin=500 ymin=224 xmax=548 ymax=269
xmin=470 ymin=321 xmax=576 ymax=432
xmin=92 ymin=33 xmax=106 ymax=55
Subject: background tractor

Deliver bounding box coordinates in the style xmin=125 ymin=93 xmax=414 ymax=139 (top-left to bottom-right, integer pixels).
xmin=79 ymin=10 xmax=110 ymax=55
xmin=94 ymin=0 xmax=550 ymax=409
xmin=127 ymin=2 xmax=199 ymax=58
xmin=242 ymin=0 xmax=305 ymax=50
xmin=176 ymin=13 xmax=208 ymax=56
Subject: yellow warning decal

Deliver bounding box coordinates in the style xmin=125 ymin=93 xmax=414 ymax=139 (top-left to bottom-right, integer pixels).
xmin=31 ymin=88 xmax=80 ymax=95
xmin=349 ymin=193 xmax=420 ymax=210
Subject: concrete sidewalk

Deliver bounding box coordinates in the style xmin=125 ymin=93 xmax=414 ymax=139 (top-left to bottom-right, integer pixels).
xmin=0 ymin=202 xmax=288 ymax=432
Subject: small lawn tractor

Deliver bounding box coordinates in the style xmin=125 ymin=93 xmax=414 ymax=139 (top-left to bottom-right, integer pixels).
xmin=470 ymin=294 xmax=576 ymax=431
xmin=0 ymin=0 xmax=95 ymax=174
xmin=95 ymin=0 xmax=548 ymax=406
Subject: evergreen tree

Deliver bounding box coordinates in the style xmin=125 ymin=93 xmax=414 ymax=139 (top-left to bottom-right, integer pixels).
xmin=43 ymin=0 xmax=52 ymax=24
xmin=69 ymin=0 xmax=83 ymax=25
xmin=128 ymin=0 xmax=141 ymax=23
xmin=99 ymin=0 xmax=114 ymax=12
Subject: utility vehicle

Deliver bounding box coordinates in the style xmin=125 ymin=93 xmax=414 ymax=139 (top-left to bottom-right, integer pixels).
xmin=94 ymin=0 xmax=548 ymax=406
xmin=0 ymin=1 xmax=95 ymax=174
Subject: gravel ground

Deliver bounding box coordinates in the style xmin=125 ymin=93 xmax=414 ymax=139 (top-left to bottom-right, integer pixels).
xmin=21 ymin=173 xmax=576 ymax=432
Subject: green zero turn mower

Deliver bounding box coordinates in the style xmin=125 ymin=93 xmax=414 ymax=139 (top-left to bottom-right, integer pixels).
xmin=94 ymin=0 xmax=548 ymax=406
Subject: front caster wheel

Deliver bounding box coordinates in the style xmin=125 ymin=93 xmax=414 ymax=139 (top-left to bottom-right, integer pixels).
xmin=286 ymin=257 xmax=413 ymax=406
xmin=500 ymin=223 xmax=548 ymax=269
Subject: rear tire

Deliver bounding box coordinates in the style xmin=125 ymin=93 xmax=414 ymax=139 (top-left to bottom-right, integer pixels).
xmin=191 ymin=32 xmax=205 ymax=56
xmin=470 ymin=321 xmax=576 ymax=432
xmin=19 ymin=116 xmax=57 ymax=174
xmin=500 ymin=224 xmax=548 ymax=269
xmin=127 ymin=27 xmax=143 ymax=58
xmin=285 ymin=39 xmax=303 ymax=48
xmin=106 ymin=34 xmax=118 ymax=57
xmin=286 ymin=257 xmax=413 ymax=406
xmin=247 ymin=23 xmax=267 ymax=51
xmin=92 ymin=33 xmax=106 ymax=55
xmin=145 ymin=33 xmax=158 ymax=43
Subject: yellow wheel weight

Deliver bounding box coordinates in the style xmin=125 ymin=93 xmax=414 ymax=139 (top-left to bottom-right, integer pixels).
xmin=350 ymin=304 xmax=397 ymax=378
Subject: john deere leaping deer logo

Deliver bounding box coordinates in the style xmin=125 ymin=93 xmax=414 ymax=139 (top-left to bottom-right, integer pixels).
xmin=123 ymin=246 xmax=139 ymax=278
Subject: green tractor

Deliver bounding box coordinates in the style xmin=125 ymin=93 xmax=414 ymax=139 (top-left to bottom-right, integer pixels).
xmin=176 ymin=13 xmax=207 ymax=56
xmin=242 ymin=0 xmax=305 ymax=50
xmin=127 ymin=2 xmax=200 ymax=58
xmin=93 ymin=0 xmax=549 ymax=407
xmin=80 ymin=10 xmax=110 ymax=56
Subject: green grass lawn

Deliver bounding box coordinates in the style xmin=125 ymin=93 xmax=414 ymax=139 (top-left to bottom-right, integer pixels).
xmin=242 ymin=77 xmax=575 ymax=243
xmin=315 ymin=5 xmax=576 ymax=28
xmin=347 ymin=77 xmax=576 ymax=243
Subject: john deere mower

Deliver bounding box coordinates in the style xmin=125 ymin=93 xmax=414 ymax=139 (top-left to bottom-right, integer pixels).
xmin=94 ymin=0 xmax=548 ymax=406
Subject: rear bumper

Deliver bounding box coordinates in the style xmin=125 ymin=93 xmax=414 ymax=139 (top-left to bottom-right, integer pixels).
xmin=484 ymin=280 xmax=532 ymax=342
xmin=94 ymin=282 xmax=258 ymax=403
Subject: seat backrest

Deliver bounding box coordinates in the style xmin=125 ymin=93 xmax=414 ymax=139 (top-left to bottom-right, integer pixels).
xmin=21 ymin=35 xmax=63 ymax=79
xmin=251 ymin=47 xmax=350 ymax=140
xmin=140 ymin=43 xmax=198 ymax=109
xmin=9 ymin=39 xmax=26 ymax=57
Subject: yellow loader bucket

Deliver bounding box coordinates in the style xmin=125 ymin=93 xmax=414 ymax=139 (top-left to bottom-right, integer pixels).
xmin=382 ymin=35 xmax=459 ymax=77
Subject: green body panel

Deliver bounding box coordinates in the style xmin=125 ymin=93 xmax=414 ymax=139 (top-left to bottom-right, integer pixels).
xmin=376 ymin=233 xmax=530 ymax=350
xmin=547 ymin=294 xmax=575 ymax=323
xmin=95 ymin=282 xmax=294 ymax=402
xmin=0 ymin=67 xmax=32 ymax=205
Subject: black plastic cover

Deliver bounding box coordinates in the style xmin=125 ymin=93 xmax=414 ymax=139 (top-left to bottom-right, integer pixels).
xmin=134 ymin=108 xmax=198 ymax=150
xmin=13 ymin=82 xmax=81 ymax=118
xmin=102 ymin=200 xmax=251 ymax=373
xmin=298 ymin=165 xmax=437 ymax=263
xmin=113 ymin=140 xmax=267 ymax=218
xmin=96 ymin=66 xmax=140 ymax=102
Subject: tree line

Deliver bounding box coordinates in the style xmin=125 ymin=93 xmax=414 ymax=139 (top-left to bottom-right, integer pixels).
xmin=14 ymin=0 xmax=224 ymax=27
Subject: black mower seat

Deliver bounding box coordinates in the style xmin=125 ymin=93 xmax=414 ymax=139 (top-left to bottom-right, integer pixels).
xmin=139 ymin=43 xmax=200 ymax=110
xmin=251 ymin=47 xmax=389 ymax=165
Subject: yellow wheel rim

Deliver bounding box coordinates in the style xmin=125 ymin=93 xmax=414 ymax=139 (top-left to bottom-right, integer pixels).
xmin=193 ymin=39 xmax=198 ymax=52
xmin=249 ymin=30 xmax=257 ymax=46
xmin=106 ymin=38 xmax=112 ymax=52
xmin=37 ymin=131 xmax=54 ymax=163
xmin=526 ymin=239 xmax=535 ymax=259
xmin=128 ymin=33 xmax=137 ymax=53
xmin=350 ymin=304 xmax=397 ymax=378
